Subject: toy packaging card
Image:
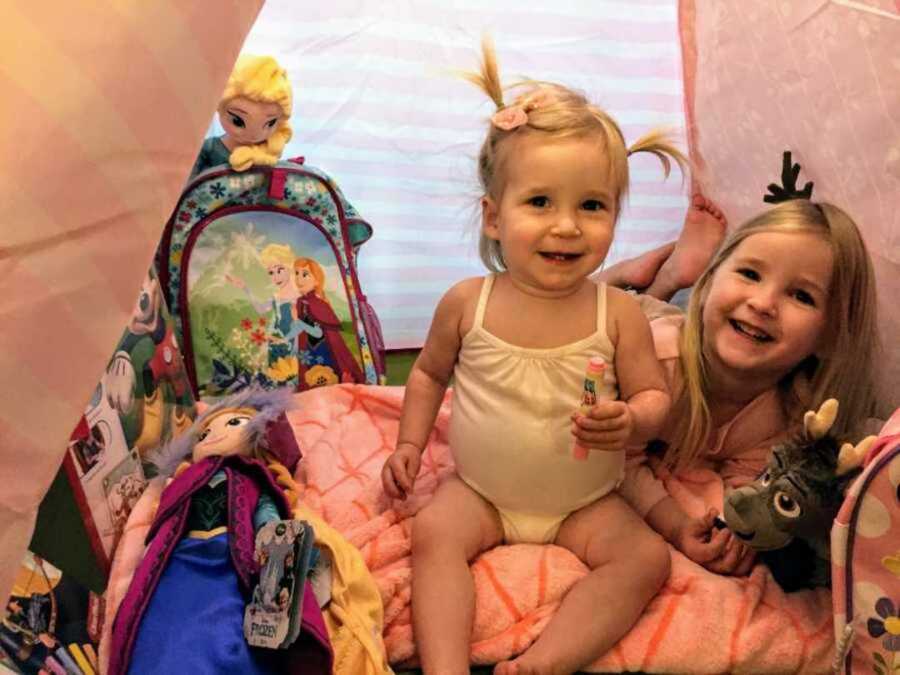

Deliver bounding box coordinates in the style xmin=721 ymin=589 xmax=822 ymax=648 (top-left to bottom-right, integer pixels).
xmin=243 ymin=519 xmax=314 ymax=649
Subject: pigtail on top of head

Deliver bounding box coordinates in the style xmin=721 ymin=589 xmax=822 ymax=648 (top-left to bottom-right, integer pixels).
xmin=626 ymin=129 xmax=689 ymax=183
xmin=459 ymin=35 xmax=506 ymax=113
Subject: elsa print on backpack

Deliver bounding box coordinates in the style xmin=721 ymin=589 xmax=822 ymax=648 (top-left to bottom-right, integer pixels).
xmin=222 ymin=243 xmax=364 ymax=390
xmin=225 ymin=243 xmax=304 ymax=385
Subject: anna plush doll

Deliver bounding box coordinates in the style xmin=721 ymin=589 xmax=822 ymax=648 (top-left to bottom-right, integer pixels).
xmin=106 ymin=388 xmax=331 ymax=674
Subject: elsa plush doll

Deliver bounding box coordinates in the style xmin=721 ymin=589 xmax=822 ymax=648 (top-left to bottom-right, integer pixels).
xmin=190 ymin=54 xmax=294 ymax=178
xmin=106 ymin=387 xmax=330 ymax=674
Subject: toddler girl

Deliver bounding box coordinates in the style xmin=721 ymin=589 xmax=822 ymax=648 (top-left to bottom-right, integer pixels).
xmin=382 ymin=39 xmax=686 ymax=674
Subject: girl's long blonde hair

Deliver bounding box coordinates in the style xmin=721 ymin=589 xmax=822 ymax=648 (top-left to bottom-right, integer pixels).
xmin=461 ymin=37 xmax=688 ymax=271
xmin=220 ymin=54 xmax=293 ymax=171
xmin=667 ymin=200 xmax=879 ymax=471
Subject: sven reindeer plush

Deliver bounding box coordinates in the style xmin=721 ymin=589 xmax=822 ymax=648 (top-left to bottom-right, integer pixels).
xmin=722 ymin=399 xmax=876 ymax=591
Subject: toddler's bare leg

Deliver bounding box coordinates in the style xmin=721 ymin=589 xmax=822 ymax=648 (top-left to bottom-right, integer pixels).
xmin=412 ymin=474 xmax=504 ymax=675
xmin=494 ymin=494 xmax=670 ymax=675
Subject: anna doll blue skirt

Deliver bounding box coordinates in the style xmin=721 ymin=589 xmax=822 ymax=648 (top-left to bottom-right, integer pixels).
xmin=128 ymin=532 xmax=279 ymax=674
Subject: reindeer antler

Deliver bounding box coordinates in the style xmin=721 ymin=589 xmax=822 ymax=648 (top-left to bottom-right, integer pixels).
xmin=837 ymin=435 xmax=877 ymax=476
xmin=803 ymin=398 xmax=838 ymax=440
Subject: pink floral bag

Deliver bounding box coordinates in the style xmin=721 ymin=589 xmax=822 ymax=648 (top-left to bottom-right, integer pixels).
xmin=832 ymin=408 xmax=900 ymax=674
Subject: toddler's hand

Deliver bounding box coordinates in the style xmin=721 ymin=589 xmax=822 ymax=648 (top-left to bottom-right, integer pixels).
xmin=381 ymin=442 xmax=422 ymax=500
xmin=571 ymin=400 xmax=633 ymax=452
xmin=672 ymin=508 xmax=731 ymax=564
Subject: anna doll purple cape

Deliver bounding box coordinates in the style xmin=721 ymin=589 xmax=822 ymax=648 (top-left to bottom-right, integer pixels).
xmin=107 ymin=454 xmax=332 ymax=675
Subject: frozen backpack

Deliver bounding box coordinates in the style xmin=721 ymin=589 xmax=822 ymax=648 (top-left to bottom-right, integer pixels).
xmin=157 ymin=158 xmax=386 ymax=398
xmin=831 ymin=408 xmax=900 ymax=674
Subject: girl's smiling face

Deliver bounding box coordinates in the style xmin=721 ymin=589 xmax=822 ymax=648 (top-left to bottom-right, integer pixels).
xmin=701 ymin=230 xmax=833 ymax=388
xmin=482 ymin=132 xmax=617 ymax=297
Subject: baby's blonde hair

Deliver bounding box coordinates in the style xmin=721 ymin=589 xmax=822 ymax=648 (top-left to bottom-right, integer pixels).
xmin=220 ymin=54 xmax=293 ymax=171
xmin=260 ymin=243 xmax=295 ymax=269
xmin=461 ymin=37 xmax=688 ymax=271
xmin=668 ymin=200 xmax=879 ymax=471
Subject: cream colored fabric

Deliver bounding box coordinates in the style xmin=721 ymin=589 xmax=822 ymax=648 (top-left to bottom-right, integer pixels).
xmin=0 ymin=2 xmax=263 ymax=605
xmin=449 ymin=276 xmax=623 ymax=544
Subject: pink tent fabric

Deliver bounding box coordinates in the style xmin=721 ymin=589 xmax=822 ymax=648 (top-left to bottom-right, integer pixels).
xmin=683 ymin=0 xmax=900 ymax=417
xmin=0 ymin=3 xmax=263 ymax=604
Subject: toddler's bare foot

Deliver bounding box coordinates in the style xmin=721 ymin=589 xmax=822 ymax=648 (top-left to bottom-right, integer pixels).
xmin=594 ymin=241 xmax=675 ymax=290
xmin=644 ymin=193 xmax=727 ymax=301
xmin=493 ymin=653 xmax=556 ymax=675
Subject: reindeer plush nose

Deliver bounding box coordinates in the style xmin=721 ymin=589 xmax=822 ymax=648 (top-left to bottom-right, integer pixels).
xmin=726 ymin=486 xmax=756 ymax=517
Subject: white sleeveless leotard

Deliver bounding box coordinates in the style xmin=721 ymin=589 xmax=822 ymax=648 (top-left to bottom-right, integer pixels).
xmin=449 ymin=275 xmax=624 ymax=544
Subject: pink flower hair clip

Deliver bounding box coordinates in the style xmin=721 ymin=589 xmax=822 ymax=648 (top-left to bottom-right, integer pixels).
xmin=490 ymin=88 xmax=555 ymax=131
xmin=491 ymin=106 xmax=528 ymax=131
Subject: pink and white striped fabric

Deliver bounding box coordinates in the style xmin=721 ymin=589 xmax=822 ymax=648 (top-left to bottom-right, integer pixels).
xmin=0 ymin=3 xmax=263 ymax=604
xmin=239 ymin=0 xmax=691 ymax=347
